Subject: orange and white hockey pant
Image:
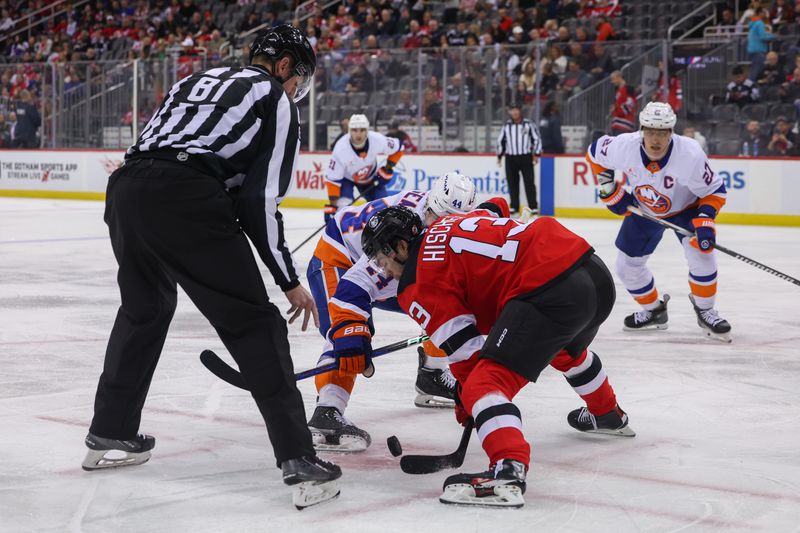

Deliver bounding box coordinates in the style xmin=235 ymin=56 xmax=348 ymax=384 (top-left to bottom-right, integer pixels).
xmin=306 ymin=255 xmax=445 ymax=412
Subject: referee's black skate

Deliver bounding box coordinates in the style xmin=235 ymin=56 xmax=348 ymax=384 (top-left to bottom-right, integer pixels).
xmin=82 ymin=432 xmax=155 ymax=471
xmin=282 ymin=455 xmax=342 ymax=510
xmin=440 ymin=459 xmax=527 ymax=508
xmin=415 ymin=348 xmax=456 ymax=408
xmin=308 ymin=406 xmax=371 ymax=452
xmin=689 ymin=294 xmax=732 ymax=343
xmin=623 ymin=294 xmax=670 ymax=331
xmin=567 ymin=405 xmax=636 ymax=437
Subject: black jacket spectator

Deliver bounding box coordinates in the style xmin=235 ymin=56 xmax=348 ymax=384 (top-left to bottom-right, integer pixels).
xmin=539 ymin=102 xmax=565 ymax=154
xmin=726 ymin=67 xmax=760 ymax=107
xmin=740 ymin=120 xmax=769 ymax=156
xmin=12 ymin=92 xmax=41 ymax=148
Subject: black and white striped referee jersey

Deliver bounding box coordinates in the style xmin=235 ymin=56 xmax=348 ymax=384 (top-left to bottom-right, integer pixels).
xmin=496 ymin=118 xmax=543 ymax=157
xmin=127 ymin=63 xmax=301 ymax=290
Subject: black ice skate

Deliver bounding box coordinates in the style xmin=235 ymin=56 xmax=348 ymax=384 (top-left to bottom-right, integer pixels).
xmin=623 ymin=294 xmax=670 ymax=331
xmin=567 ymin=405 xmax=636 ymax=437
xmin=415 ymin=348 xmax=456 ymax=409
xmin=689 ymin=294 xmax=732 ymax=343
xmin=282 ymin=455 xmax=342 ymax=510
xmin=308 ymin=406 xmax=372 ymax=453
xmin=440 ymin=459 xmax=527 ymax=508
xmin=81 ymin=432 xmax=155 ymax=471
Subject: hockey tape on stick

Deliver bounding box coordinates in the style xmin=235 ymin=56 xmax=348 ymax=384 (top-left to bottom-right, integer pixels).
xmin=628 ymin=206 xmax=800 ymax=287
xmin=200 ymin=335 xmax=429 ymax=391
xmin=291 ymin=182 xmax=379 ymax=254
xmin=399 ymin=419 xmax=474 ymax=475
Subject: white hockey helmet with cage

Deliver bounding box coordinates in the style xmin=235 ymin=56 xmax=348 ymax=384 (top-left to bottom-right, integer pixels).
xmin=639 ymin=101 xmax=677 ymax=130
xmin=427 ymin=172 xmax=478 ymax=218
xmin=348 ymin=114 xmax=370 ymax=132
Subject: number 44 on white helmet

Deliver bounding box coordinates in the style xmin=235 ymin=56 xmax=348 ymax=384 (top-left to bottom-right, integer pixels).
xmin=426 ymin=172 xmax=478 ymax=221
xmin=639 ymin=102 xmax=677 ymax=130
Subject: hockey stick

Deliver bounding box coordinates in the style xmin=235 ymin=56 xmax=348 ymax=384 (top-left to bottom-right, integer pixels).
xmin=290 ymin=182 xmax=379 ymax=254
xmin=399 ymin=419 xmax=474 ymax=475
xmin=628 ymin=206 xmax=800 ymax=287
xmin=200 ymin=334 xmax=429 ymax=391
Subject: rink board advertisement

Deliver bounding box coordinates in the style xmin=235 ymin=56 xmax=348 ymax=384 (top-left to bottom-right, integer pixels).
xmin=1 ymin=150 xmax=799 ymax=226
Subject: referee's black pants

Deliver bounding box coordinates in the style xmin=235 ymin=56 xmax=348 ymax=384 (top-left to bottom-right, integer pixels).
xmin=89 ymin=159 xmax=315 ymax=465
xmin=504 ymin=154 xmax=538 ymax=212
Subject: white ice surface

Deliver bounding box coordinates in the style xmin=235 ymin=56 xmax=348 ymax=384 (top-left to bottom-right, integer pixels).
xmin=2 ymin=197 xmax=800 ymax=533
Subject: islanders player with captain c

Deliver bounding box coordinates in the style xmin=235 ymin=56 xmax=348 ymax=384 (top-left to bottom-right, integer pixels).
xmin=586 ymin=101 xmax=732 ymax=342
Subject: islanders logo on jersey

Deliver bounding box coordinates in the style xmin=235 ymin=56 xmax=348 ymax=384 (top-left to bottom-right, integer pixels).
xmin=634 ymin=185 xmax=671 ymax=214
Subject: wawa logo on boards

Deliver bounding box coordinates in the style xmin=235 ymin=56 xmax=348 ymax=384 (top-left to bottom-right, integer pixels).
xmin=295 ymin=160 xmax=326 ymax=190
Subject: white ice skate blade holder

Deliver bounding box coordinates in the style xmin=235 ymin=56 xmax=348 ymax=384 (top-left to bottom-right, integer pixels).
xmin=82 ymin=449 xmax=152 ymax=471
xmin=439 ymin=484 xmax=525 ymax=508
xmin=310 ymin=432 xmax=369 ymax=453
xmin=586 ymin=425 xmax=637 ymax=437
xmin=702 ymin=330 xmax=732 ymax=343
xmin=414 ymin=392 xmax=455 ymax=409
xmin=293 ymin=481 xmax=341 ymax=510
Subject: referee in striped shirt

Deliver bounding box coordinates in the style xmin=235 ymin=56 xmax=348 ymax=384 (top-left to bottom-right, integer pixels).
xmin=84 ymin=25 xmax=341 ymax=500
xmin=496 ymin=104 xmax=543 ymax=216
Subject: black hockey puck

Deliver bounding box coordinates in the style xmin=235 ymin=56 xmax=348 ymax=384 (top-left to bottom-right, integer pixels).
xmin=387 ymin=435 xmax=402 ymax=457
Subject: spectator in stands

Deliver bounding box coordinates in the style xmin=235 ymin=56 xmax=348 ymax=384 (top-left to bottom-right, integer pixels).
xmin=595 ymin=15 xmax=616 ymax=41
xmin=346 ymin=64 xmax=373 ymax=93
xmin=587 ymin=43 xmax=615 ymax=83
xmin=518 ymin=60 xmax=536 ymax=104
xmin=423 ymin=88 xmax=442 ymax=134
xmin=780 ymin=66 xmax=800 ymax=114
xmin=331 ymin=117 xmax=349 ymax=150
xmin=386 ymin=120 xmax=417 ymax=152
xmin=747 ymin=8 xmax=775 ymax=81
xmin=757 ymin=51 xmax=785 ymax=87
xmin=11 ymin=90 xmax=40 ymax=148
xmin=539 ymin=101 xmax=565 ymax=154
xmin=726 ymin=66 xmax=760 ymax=107
xmin=740 ymin=119 xmax=769 ymax=156
xmin=770 ymin=0 xmax=795 ymax=30
xmin=561 ymin=59 xmax=591 ymax=96
xmin=768 ymin=116 xmax=797 ymax=155
xmin=0 ymin=111 xmax=10 ymax=147
xmin=330 ymin=62 xmax=350 ymax=93
xmin=682 ymin=126 xmax=708 ymax=153
xmin=394 ymin=90 xmax=418 ymax=122
xmin=542 ymin=44 xmax=568 ymax=76
xmin=609 ymin=70 xmax=636 ymax=135
xmin=654 ymin=61 xmax=683 ymax=113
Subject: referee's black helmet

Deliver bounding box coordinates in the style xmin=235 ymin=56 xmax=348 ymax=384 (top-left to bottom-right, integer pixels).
xmin=250 ymin=24 xmax=316 ymax=102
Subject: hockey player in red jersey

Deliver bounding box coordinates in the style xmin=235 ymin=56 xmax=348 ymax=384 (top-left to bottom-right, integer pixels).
xmin=360 ymin=206 xmax=634 ymax=507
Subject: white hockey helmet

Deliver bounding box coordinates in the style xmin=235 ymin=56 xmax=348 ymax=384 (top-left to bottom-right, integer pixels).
xmin=427 ymin=172 xmax=478 ymax=218
xmin=639 ymin=101 xmax=677 ymax=130
xmin=348 ymin=113 xmax=370 ymax=132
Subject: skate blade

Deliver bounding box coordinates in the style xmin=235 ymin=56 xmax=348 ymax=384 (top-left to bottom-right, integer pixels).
xmin=414 ymin=393 xmax=455 ymax=409
xmin=293 ymin=481 xmax=340 ymax=510
xmin=81 ymin=449 xmax=152 ymax=471
xmin=702 ymin=330 xmax=732 ymax=343
xmin=588 ymin=425 xmax=636 ymax=437
xmin=439 ymin=484 xmax=524 ymax=508
xmin=311 ymin=432 xmax=369 ymax=453
xmin=623 ymin=323 xmax=668 ymax=332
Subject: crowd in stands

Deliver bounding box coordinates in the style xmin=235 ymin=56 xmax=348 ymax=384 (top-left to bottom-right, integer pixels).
xmin=1 ymin=0 xmax=800 ymax=157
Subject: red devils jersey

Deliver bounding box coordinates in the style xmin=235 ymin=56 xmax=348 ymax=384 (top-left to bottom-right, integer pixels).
xmin=396 ymin=214 xmax=593 ymax=381
xmin=611 ymin=84 xmax=636 ymax=133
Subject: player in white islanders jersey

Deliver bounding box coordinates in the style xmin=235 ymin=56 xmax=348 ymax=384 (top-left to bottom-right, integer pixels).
xmin=323 ymin=113 xmax=404 ymax=223
xmin=586 ymin=102 xmax=732 ymax=341
xmin=306 ymin=173 xmax=506 ymax=451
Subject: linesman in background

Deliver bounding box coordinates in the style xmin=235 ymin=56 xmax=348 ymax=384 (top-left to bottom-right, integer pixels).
xmin=82 ymin=25 xmax=342 ymax=509
xmin=496 ymin=104 xmax=542 ymax=218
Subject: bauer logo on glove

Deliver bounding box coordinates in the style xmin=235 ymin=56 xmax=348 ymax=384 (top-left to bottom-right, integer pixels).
xmin=690 ymin=216 xmax=716 ymax=253
xmin=331 ymin=320 xmax=373 ymax=375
